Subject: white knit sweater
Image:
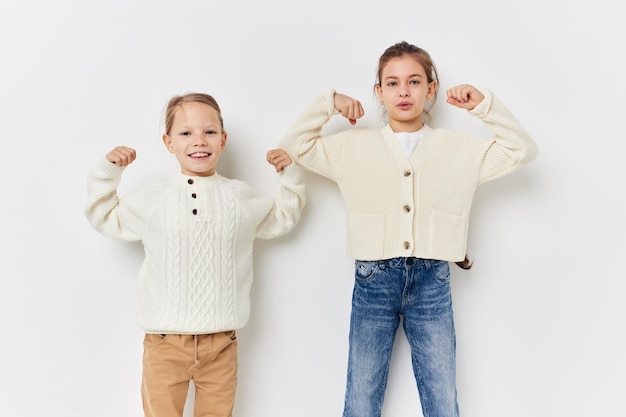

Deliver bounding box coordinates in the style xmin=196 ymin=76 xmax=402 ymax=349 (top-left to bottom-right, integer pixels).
xmin=279 ymin=89 xmax=538 ymax=262
xmin=85 ymin=159 xmax=305 ymax=334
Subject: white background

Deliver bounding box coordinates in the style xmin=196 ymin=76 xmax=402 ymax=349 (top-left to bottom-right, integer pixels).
xmin=1 ymin=1 xmax=624 ymax=416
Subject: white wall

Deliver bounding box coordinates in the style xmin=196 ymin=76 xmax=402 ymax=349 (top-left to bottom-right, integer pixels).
xmin=1 ymin=0 xmax=624 ymax=416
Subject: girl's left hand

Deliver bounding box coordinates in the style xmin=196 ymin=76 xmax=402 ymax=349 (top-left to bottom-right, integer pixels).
xmin=446 ymin=84 xmax=485 ymax=110
xmin=266 ymin=149 xmax=292 ymax=172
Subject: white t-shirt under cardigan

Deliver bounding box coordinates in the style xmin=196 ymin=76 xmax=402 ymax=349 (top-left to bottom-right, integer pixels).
xmin=279 ymin=89 xmax=538 ymax=263
xmin=85 ymin=160 xmax=305 ymax=334
xmin=396 ymin=129 xmax=423 ymax=156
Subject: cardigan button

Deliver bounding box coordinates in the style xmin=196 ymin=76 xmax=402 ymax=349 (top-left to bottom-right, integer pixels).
xmin=403 ymin=170 xmax=411 ymax=177
xmin=191 ymin=193 xmax=197 ymax=198
xmin=403 ymin=205 xmax=411 ymax=213
xmin=192 ymin=209 xmax=198 ymax=215
xmin=187 ymin=179 xmax=194 ymax=184
xmin=403 ymin=241 xmax=410 ymax=250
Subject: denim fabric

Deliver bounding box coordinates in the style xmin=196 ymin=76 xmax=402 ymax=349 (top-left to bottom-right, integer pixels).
xmin=342 ymin=257 xmax=459 ymax=417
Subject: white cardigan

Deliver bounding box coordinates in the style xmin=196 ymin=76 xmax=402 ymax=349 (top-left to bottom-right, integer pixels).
xmin=279 ymin=89 xmax=538 ymax=262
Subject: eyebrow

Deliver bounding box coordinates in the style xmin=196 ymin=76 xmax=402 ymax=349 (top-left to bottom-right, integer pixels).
xmin=384 ymin=73 xmax=425 ymax=81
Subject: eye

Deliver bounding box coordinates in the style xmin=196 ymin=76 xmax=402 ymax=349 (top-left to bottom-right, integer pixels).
xmin=180 ymin=131 xmax=191 ymax=136
xmin=409 ymin=79 xmax=420 ymax=85
xmin=387 ymin=81 xmax=397 ymax=87
xmin=206 ymin=130 xmax=217 ymax=135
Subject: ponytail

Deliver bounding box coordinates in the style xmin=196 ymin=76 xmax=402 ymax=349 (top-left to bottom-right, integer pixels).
xmin=455 ymin=254 xmax=473 ymax=270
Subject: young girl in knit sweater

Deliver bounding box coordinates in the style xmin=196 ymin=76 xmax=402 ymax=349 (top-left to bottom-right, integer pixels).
xmin=85 ymin=93 xmax=305 ymax=417
xmin=279 ymin=41 xmax=538 ymax=417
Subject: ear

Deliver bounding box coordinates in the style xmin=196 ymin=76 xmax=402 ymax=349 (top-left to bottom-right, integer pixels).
xmin=162 ymin=134 xmax=174 ymax=153
xmin=375 ymin=84 xmax=383 ymax=103
xmin=427 ymin=80 xmax=437 ymax=100
xmin=221 ymin=131 xmax=228 ymax=149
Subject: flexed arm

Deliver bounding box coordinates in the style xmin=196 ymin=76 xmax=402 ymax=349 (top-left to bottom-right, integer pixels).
xmin=85 ymin=146 xmax=143 ymax=241
xmin=448 ymin=85 xmax=539 ymax=184
xmin=252 ymin=149 xmax=306 ymax=239
xmin=278 ymin=90 xmax=363 ymax=181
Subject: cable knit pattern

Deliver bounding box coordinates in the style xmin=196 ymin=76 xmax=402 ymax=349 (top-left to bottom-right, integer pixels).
xmin=219 ymin=195 xmax=236 ymax=328
xmin=279 ymin=88 xmax=538 ymax=263
xmin=85 ymin=160 xmax=305 ymax=334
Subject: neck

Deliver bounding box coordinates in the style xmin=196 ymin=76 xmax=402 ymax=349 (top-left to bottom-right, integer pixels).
xmin=389 ymin=114 xmax=424 ymax=133
xmin=390 ymin=120 xmax=424 ymax=133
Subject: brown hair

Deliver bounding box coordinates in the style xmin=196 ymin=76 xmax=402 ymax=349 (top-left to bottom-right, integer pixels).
xmin=455 ymin=254 xmax=473 ymax=270
xmin=375 ymin=41 xmax=440 ymax=123
xmin=164 ymin=93 xmax=224 ymax=135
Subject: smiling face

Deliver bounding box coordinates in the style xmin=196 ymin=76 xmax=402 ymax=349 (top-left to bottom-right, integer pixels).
xmin=162 ymin=101 xmax=227 ymax=177
xmin=375 ymin=54 xmax=437 ymax=132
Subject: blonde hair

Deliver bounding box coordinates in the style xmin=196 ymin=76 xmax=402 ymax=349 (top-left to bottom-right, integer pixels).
xmin=164 ymin=93 xmax=224 ymax=135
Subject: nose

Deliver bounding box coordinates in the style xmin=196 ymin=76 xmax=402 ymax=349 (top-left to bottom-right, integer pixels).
xmin=399 ymin=84 xmax=410 ymax=97
xmin=193 ymin=132 xmax=208 ymax=146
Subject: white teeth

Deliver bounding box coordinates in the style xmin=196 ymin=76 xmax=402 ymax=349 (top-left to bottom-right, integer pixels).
xmin=190 ymin=152 xmax=209 ymax=157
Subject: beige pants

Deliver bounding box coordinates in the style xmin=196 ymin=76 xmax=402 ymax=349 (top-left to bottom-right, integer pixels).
xmin=141 ymin=331 xmax=238 ymax=417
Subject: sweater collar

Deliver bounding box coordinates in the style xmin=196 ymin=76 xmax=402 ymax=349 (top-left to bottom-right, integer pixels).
xmin=174 ymin=172 xmax=224 ymax=187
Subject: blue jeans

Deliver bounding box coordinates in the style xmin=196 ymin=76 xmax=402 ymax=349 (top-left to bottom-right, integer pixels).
xmin=343 ymin=257 xmax=459 ymax=417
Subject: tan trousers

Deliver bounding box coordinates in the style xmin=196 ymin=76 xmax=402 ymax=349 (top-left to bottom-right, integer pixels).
xmin=141 ymin=331 xmax=238 ymax=417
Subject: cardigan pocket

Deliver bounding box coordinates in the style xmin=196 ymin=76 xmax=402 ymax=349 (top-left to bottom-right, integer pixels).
xmin=429 ymin=209 xmax=467 ymax=261
xmin=346 ymin=212 xmax=385 ymax=260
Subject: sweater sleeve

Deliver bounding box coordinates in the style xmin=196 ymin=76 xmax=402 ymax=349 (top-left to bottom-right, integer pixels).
xmin=470 ymin=90 xmax=539 ymax=184
xmin=253 ymin=162 xmax=306 ymax=239
xmin=84 ymin=158 xmax=143 ymax=242
xmin=278 ymin=89 xmax=343 ymax=181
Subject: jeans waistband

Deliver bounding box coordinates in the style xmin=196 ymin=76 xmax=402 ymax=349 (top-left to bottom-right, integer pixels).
xmin=357 ymin=257 xmax=447 ymax=269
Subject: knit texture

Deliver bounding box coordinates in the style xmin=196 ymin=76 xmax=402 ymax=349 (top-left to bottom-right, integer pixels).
xmin=86 ymin=161 xmax=305 ymax=334
xmin=279 ymin=89 xmax=538 ymax=262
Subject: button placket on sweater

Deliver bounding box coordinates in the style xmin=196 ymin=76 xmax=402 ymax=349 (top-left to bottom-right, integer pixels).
xmin=400 ymin=168 xmax=414 ymax=252
xmin=187 ymin=178 xmax=199 ymax=216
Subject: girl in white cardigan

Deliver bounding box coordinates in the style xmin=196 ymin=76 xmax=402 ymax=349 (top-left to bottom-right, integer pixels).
xmin=279 ymin=41 xmax=538 ymax=417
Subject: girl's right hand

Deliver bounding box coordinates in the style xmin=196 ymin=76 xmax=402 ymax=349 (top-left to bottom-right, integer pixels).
xmin=334 ymin=93 xmax=364 ymax=125
xmin=106 ymin=146 xmax=136 ymax=166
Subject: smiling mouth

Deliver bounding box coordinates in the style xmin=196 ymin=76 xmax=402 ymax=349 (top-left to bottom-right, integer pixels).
xmin=189 ymin=152 xmax=211 ymax=158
